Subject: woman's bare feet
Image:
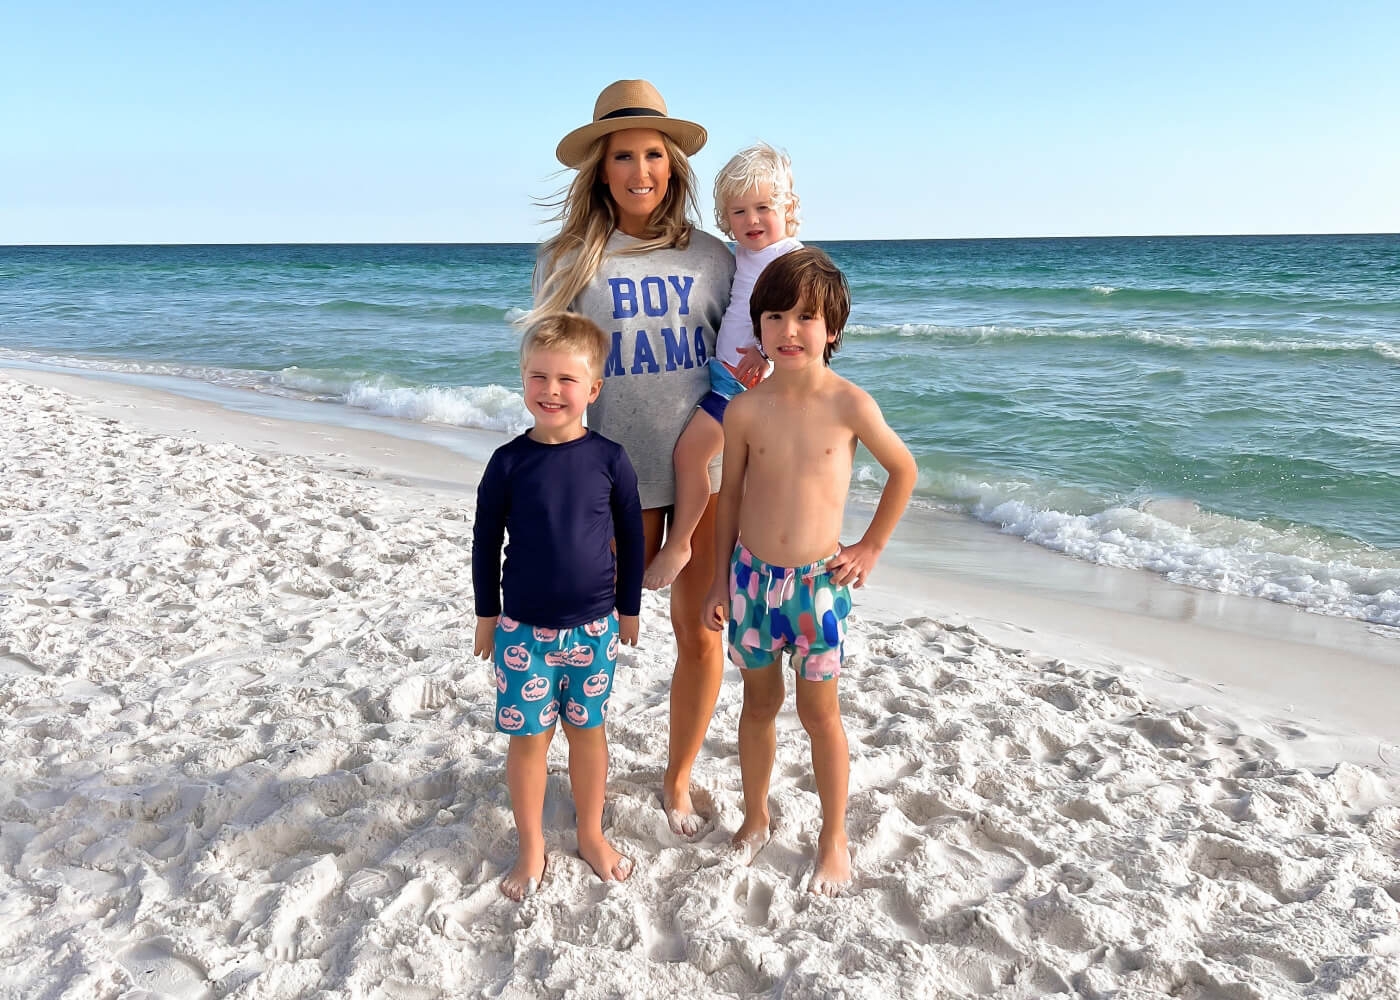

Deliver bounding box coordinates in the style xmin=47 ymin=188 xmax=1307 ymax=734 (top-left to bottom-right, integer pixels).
xmin=730 ymin=814 xmax=771 ymax=864
xmin=643 ymin=540 xmax=691 ymax=590
xmin=663 ymin=785 xmax=705 ymax=836
xmin=499 ymin=850 xmax=548 ymax=901
xmin=809 ymin=831 xmax=851 ymax=896
xmin=577 ymin=835 xmax=634 ymax=883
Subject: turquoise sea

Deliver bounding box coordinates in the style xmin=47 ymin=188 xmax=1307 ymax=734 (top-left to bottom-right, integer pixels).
xmin=2 ymin=236 xmax=1398 ymax=627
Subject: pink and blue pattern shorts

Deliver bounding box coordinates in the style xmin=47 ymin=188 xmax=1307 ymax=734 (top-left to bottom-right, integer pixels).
xmin=492 ymin=612 xmax=618 ymax=735
xmin=727 ymin=543 xmax=852 ymax=681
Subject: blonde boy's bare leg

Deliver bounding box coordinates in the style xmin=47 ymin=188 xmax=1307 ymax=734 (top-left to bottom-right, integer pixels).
xmin=795 ymin=676 xmax=851 ymax=894
xmin=561 ymin=722 xmax=632 ymax=882
xmin=732 ymin=662 xmax=784 ymax=859
xmin=502 ymin=731 xmax=552 ymax=900
xmin=661 ymin=497 xmax=724 ymax=835
xmin=644 ymin=411 xmax=723 ymax=590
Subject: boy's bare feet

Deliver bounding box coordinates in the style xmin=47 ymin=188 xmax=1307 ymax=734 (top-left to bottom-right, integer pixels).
xmin=730 ymin=814 xmax=772 ymax=864
xmin=578 ymin=835 xmax=634 ymax=883
xmin=643 ymin=541 xmax=691 ymax=590
xmin=810 ymin=830 xmax=851 ymax=896
xmin=499 ymin=850 xmax=548 ymax=901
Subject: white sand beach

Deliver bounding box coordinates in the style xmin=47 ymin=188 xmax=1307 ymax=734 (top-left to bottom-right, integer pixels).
xmin=3 ymin=367 xmax=1399 ymax=1000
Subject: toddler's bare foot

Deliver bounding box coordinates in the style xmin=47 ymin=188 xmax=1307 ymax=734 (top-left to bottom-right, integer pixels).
xmin=578 ymin=836 xmax=634 ymax=883
xmin=810 ymin=832 xmax=850 ymax=897
xmin=729 ymin=815 xmax=771 ymax=864
xmin=663 ymin=785 xmax=704 ymax=837
xmin=499 ymin=850 xmax=548 ymax=901
xmin=643 ymin=541 xmax=691 ymax=590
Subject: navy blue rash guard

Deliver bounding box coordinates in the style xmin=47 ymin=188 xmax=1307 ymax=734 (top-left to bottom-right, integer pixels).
xmin=472 ymin=430 xmax=644 ymax=629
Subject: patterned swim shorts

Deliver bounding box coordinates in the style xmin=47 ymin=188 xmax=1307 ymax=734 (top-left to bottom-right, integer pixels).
xmin=727 ymin=542 xmax=852 ymax=681
xmin=492 ymin=612 xmax=618 ymax=735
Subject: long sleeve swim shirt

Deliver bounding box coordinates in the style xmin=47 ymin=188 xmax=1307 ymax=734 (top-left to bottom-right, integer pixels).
xmin=472 ymin=430 xmax=644 ymax=628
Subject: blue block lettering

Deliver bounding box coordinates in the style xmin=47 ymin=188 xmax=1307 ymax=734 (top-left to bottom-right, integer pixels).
xmin=630 ymin=331 xmax=660 ymax=374
xmin=640 ymin=276 xmax=668 ymax=317
xmin=668 ymin=275 xmax=694 ymax=315
xmin=661 ymin=327 xmax=693 ymax=370
xmin=605 ymin=331 xmax=624 ymax=377
xmin=692 ymin=326 xmax=709 ymax=365
xmin=609 ymin=278 xmax=638 ymax=319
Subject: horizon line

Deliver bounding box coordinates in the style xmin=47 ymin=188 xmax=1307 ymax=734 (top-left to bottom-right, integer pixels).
xmin=5 ymin=231 xmax=1399 ymax=249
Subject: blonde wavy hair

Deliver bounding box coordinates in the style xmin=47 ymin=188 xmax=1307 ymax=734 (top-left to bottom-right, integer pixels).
xmin=713 ymin=142 xmax=801 ymax=239
xmin=525 ymin=132 xmax=701 ymax=324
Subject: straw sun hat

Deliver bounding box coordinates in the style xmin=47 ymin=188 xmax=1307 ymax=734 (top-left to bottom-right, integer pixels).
xmin=555 ymin=79 xmax=707 ymax=169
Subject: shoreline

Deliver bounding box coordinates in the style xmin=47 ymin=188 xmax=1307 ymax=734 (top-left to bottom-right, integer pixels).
xmin=4 ymin=366 xmax=1399 ymax=998
xmin=8 ymin=362 xmax=1398 ymax=755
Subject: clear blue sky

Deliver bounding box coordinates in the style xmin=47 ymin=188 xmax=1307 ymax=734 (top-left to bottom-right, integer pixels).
xmin=4 ymin=1 xmax=1398 ymax=243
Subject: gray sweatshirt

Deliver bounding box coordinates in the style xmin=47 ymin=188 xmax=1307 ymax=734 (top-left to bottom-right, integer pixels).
xmin=560 ymin=230 xmax=735 ymax=509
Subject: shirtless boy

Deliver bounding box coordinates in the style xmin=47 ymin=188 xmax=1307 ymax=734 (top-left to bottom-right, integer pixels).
xmin=702 ymin=247 xmax=917 ymax=894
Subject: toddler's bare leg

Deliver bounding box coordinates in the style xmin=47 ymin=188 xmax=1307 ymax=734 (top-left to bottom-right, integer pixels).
xmin=795 ymin=676 xmax=851 ymax=894
xmin=644 ymin=410 xmax=723 ymax=590
xmin=501 ymin=731 xmax=553 ymax=900
xmin=562 ymin=722 xmax=633 ymax=882
xmin=732 ymin=662 xmax=784 ymax=858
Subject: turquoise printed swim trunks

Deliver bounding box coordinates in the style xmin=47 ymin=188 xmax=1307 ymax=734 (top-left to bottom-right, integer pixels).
xmin=727 ymin=542 xmax=852 ymax=681
xmin=492 ymin=612 xmax=618 ymax=735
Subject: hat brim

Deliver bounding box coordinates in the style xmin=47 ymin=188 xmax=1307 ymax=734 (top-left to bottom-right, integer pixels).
xmin=556 ymin=115 xmax=707 ymax=169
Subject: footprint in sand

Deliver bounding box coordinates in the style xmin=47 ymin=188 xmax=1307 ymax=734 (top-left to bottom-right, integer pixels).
xmin=118 ymin=939 xmax=213 ymax=1000
xmin=260 ymin=854 xmax=340 ymax=961
xmin=734 ymin=873 xmax=775 ymax=926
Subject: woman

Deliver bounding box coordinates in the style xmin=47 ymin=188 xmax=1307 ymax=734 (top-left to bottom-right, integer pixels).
xmin=527 ymin=79 xmax=735 ymax=835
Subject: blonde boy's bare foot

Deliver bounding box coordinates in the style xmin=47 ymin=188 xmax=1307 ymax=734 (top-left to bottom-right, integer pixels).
xmin=577 ymin=837 xmax=634 ymax=883
xmin=810 ymin=833 xmax=851 ymax=897
xmin=729 ymin=815 xmax=771 ymax=864
xmin=499 ymin=851 xmax=548 ymax=901
xmin=643 ymin=542 xmax=691 ymax=590
xmin=663 ymin=785 xmax=704 ymax=837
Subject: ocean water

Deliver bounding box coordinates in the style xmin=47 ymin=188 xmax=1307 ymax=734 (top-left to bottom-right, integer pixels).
xmin=2 ymin=236 xmax=1398 ymax=627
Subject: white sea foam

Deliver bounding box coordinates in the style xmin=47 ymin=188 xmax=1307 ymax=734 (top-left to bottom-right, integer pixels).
xmin=276 ymin=370 xmax=531 ymax=435
xmin=853 ymin=463 xmax=1400 ymax=627
xmin=980 ymin=496 xmax=1400 ymax=627
xmin=841 ymin=324 xmax=1400 ymax=360
xmin=1090 ymin=284 xmax=1119 ymax=295
xmin=0 ymin=349 xmax=271 ymax=390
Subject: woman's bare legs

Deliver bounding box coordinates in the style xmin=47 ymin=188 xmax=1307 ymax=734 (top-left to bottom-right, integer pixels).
xmin=644 ymin=412 xmax=723 ymax=590
xmin=646 ymin=498 xmax=725 ymax=834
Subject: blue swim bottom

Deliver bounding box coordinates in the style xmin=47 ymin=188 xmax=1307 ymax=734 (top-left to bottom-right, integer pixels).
xmin=727 ymin=543 xmax=852 ymax=681
xmin=492 ymin=612 xmax=618 ymax=734
xmin=697 ymin=357 xmax=750 ymax=424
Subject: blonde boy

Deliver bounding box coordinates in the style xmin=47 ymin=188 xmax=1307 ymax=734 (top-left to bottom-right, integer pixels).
xmin=473 ymin=314 xmax=645 ymax=899
xmin=644 ymin=142 xmax=803 ymax=590
xmin=702 ymin=248 xmax=917 ymax=894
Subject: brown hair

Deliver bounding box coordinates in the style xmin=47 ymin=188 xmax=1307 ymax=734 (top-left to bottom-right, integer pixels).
xmin=520 ymin=312 xmax=611 ymax=379
xmin=748 ymin=247 xmax=850 ymax=364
